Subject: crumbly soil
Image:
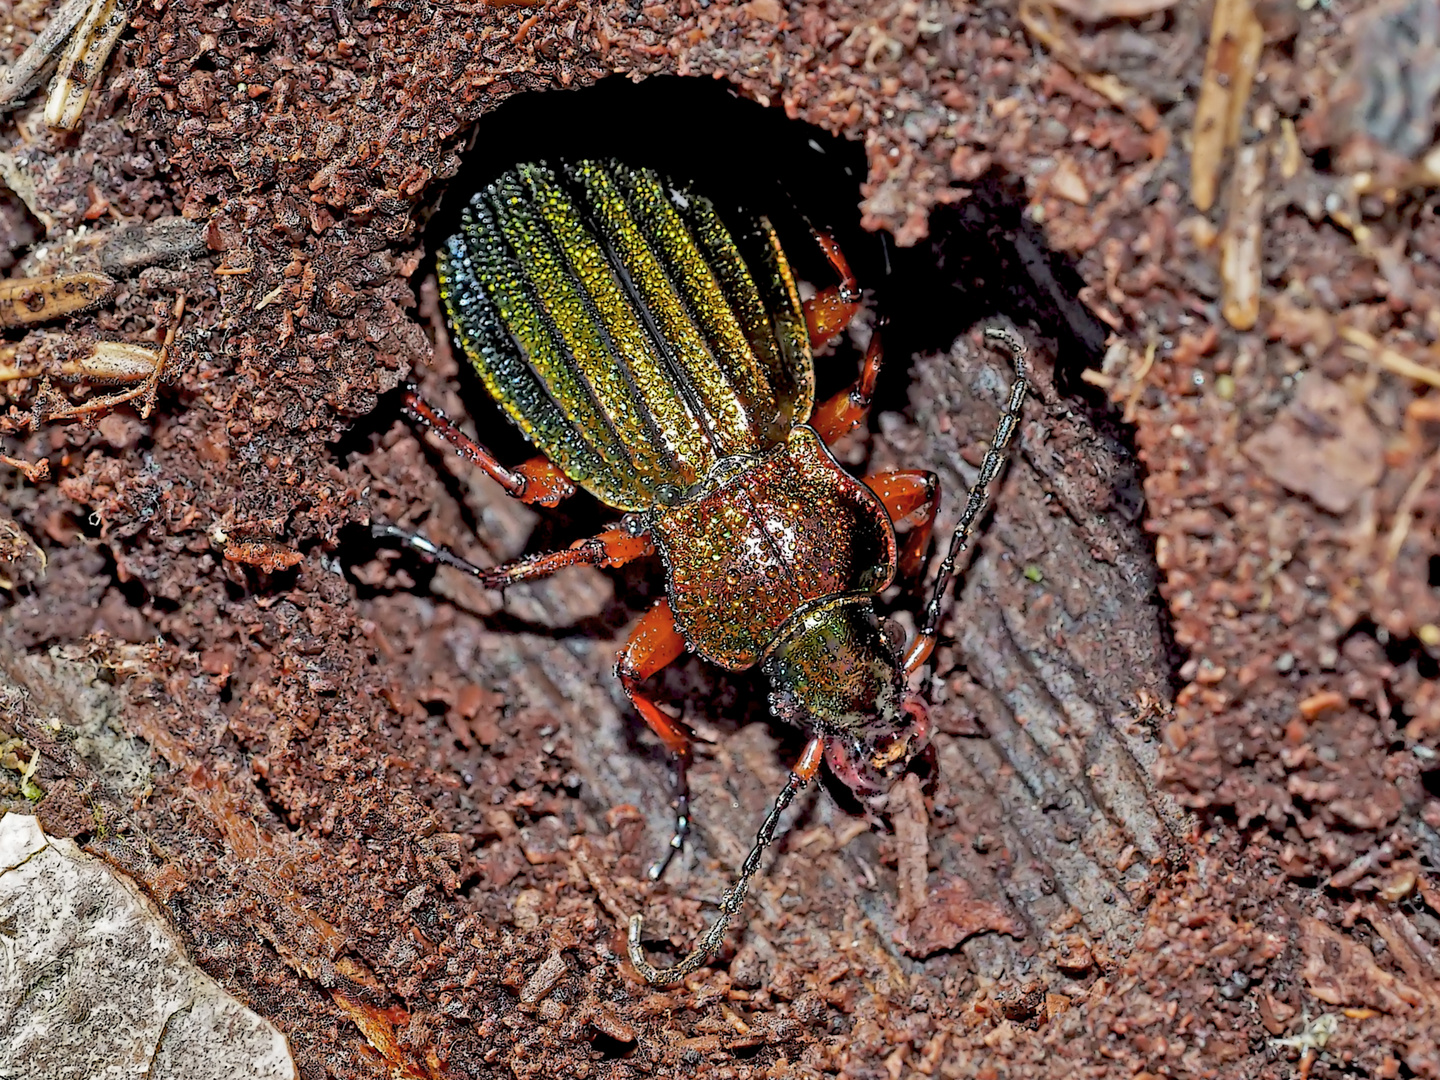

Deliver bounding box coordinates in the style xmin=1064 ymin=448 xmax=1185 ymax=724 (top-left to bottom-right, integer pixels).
xmin=2 ymin=0 xmax=1439 ymax=1077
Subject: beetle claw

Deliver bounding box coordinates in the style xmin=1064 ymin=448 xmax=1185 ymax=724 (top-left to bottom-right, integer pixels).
xmin=646 ymin=815 xmax=689 ymax=881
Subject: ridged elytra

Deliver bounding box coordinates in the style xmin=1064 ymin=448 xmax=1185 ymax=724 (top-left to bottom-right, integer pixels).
xmin=381 ymin=158 xmax=1029 ymax=985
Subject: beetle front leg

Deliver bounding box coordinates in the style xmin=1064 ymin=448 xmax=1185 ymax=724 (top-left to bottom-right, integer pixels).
xmin=401 ymin=386 xmax=577 ymax=507
xmin=614 ymin=599 xmax=695 ymax=881
xmin=373 ymin=522 xmax=653 ymax=589
xmin=865 ymin=469 xmax=939 ymax=580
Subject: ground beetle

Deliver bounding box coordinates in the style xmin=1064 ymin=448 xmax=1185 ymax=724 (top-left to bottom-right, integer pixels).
xmin=381 ymin=159 xmax=1028 ymax=985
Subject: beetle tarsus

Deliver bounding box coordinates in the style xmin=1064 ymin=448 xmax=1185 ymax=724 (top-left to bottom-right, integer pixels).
xmin=374 ymin=521 xmax=653 ymax=591
xmin=647 ymin=772 xmax=691 ymax=881
xmin=371 ymin=523 xmax=495 ymax=580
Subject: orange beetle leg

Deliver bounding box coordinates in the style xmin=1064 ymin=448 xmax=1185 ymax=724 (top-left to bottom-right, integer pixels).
xmin=866 ymin=469 xmax=939 ymax=580
xmin=804 ymin=289 xmax=862 ymax=347
xmin=615 ymin=600 xmax=694 ymax=880
xmin=902 ymin=631 xmax=937 ymax=677
xmin=802 ymin=231 xmax=862 ymax=347
xmin=402 ymin=386 xmax=577 ymax=506
xmin=511 ymin=455 xmax=579 ymax=507
xmin=373 ymin=522 xmax=653 ymax=589
xmin=810 ymin=326 xmax=885 ymax=444
xmin=484 ymin=525 xmax=654 ymax=586
xmin=792 ymin=734 xmax=826 ymax=784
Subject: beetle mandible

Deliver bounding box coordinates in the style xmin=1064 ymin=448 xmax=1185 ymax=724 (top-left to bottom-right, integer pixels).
xmin=381 ymin=159 xmax=1028 ymax=985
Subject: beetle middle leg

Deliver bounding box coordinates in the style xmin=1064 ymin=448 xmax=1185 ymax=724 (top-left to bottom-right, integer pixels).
xmin=401 ymin=386 xmax=577 ymax=507
xmin=614 ymin=599 xmax=695 ymax=881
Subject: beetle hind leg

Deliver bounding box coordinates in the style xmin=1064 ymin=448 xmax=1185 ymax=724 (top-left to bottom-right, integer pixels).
xmin=614 ymin=599 xmax=695 ymax=880
xmin=401 ymin=385 xmax=576 ymax=507
xmin=372 ymin=522 xmax=653 ymax=589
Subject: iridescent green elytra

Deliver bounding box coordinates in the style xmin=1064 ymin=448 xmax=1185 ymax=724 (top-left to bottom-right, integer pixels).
xmin=437 ymin=159 xmax=815 ymax=510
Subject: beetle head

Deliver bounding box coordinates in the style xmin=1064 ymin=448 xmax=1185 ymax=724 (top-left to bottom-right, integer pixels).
xmin=762 ymin=595 xmax=930 ymax=796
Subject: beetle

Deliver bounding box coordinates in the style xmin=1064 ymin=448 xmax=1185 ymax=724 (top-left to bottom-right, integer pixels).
xmin=381 ymin=159 xmax=1028 ymax=985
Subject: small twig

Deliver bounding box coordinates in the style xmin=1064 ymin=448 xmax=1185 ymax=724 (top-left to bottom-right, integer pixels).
xmin=1341 ymin=326 xmax=1440 ymax=390
xmin=44 ymin=0 xmax=131 ymax=131
xmin=1122 ymin=340 xmax=1157 ymax=424
xmin=0 ymin=451 xmax=50 ymax=483
xmin=0 ymin=0 xmax=93 ymax=109
xmin=1383 ymin=446 xmax=1440 ymax=567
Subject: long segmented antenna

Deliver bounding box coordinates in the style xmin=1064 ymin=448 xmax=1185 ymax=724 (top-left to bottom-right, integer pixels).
xmin=906 ymin=326 xmax=1029 ymax=673
xmin=628 ymin=738 xmax=823 ymax=985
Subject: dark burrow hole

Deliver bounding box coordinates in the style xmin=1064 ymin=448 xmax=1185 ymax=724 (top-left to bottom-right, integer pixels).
xmin=403 ymin=74 xmax=1116 ymax=419
xmin=1339 ymin=620 xmax=1440 ymax=749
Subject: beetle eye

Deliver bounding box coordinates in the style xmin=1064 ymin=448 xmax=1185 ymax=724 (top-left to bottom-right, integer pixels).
xmin=879 ymin=618 xmax=906 ymax=657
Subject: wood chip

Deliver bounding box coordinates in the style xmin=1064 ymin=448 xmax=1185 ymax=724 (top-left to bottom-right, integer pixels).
xmin=44 ymin=0 xmax=130 ymax=131
xmin=1341 ymin=326 xmax=1440 ymax=390
xmin=1192 ymin=0 xmax=1263 ymax=212
xmin=519 ymin=950 xmax=568 ymax=1004
xmin=224 ymin=540 xmax=305 ymax=573
xmin=889 ymin=775 xmax=1024 ymax=957
xmin=1298 ymin=691 xmax=1344 ymax=720
xmin=1049 ymin=157 xmax=1092 ymax=205
xmin=0 ymin=0 xmax=93 ymax=109
xmin=1220 ymin=141 xmax=1267 ymax=330
xmin=0 ymin=272 xmax=115 ymax=327
xmin=1242 ymin=374 xmax=1384 ymax=515
xmin=588 ymin=1002 xmax=636 ymax=1043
